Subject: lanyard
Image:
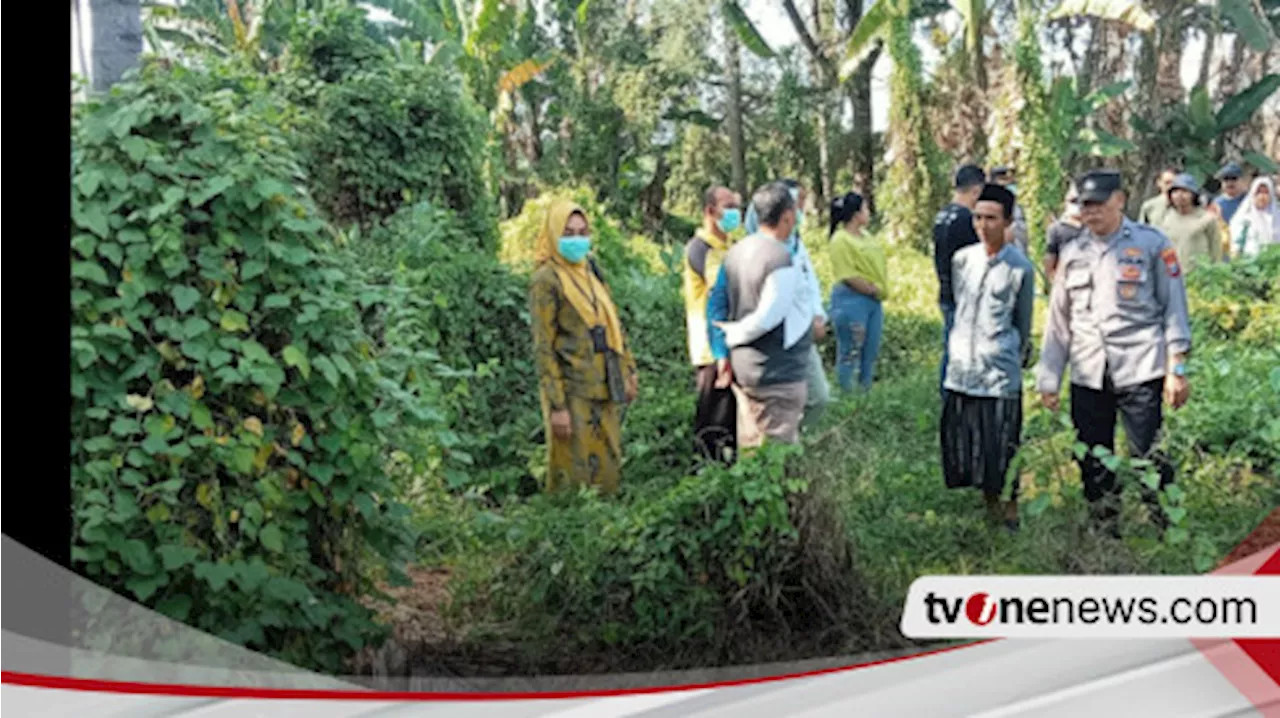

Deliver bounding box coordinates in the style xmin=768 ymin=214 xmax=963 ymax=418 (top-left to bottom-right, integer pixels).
xmin=562 ymin=264 xmax=601 ymax=323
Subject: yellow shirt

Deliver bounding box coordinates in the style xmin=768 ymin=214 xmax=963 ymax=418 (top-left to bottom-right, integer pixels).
xmin=682 ymin=230 xmax=730 ymax=366
xmin=829 ymin=228 xmax=889 ymax=300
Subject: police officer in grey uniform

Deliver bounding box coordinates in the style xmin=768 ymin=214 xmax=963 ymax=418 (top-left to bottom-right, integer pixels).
xmin=1035 ymin=170 xmax=1193 ymax=537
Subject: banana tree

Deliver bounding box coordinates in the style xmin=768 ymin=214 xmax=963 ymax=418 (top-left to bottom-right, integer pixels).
xmin=366 ymin=0 xmax=559 ymax=113
xmin=1046 ymin=79 xmax=1139 ymax=172
xmin=838 ymin=0 xmax=976 ymax=84
xmin=1049 ymin=0 xmax=1277 ymax=49
xmin=1131 ymin=76 xmax=1280 ymax=179
xmin=720 ymin=0 xmax=776 ymax=59
xmin=142 ymin=0 xmax=336 ymax=67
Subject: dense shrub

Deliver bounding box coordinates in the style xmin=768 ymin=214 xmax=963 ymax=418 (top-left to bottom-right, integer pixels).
xmin=1185 ymin=246 xmax=1280 ymax=348
xmin=69 ymin=60 xmax=437 ymax=671
xmin=288 ymin=9 xmax=495 ymax=243
xmin=452 ymin=443 xmax=869 ymax=669
xmin=350 ymin=201 xmax=540 ymax=498
xmin=1168 ymin=247 xmax=1280 ymax=468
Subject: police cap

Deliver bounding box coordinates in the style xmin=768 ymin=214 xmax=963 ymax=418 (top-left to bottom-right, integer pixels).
xmin=1076 ymin=169 xmax=1123 ymax=203
xmin=1216 ymin=162 xmax=1243 ymax=180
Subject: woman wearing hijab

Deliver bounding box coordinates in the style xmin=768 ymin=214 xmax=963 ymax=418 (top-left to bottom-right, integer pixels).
xmin=826 ymin=192 xmax=885 ymax=394
xmin=1229 ymin=177 xmax=1280 ymax=259
xmin=529 ymin=200 xmax=638 ymax=494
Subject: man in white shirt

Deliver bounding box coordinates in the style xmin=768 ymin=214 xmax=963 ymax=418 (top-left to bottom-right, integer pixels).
xmin=743 ymin=179 xmax=832 ymax=432
xmin=709 ymin=182 xmax=814 ymax=447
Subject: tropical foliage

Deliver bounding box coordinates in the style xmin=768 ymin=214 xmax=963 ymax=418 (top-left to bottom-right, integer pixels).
xmin=69 ymin=0 xmax=1280 ymax=676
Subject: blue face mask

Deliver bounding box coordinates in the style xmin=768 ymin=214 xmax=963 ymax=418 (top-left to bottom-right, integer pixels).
xmin=717 ymin=208 xmax=742 ymax=233
xmin=558 ymin=235 xmax=592 ymax=263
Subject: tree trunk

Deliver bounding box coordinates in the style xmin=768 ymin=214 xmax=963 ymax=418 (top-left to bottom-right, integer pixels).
xmin=843 ymin=0 xmax=876 ymax=210
xmin=1197 ymin=26 xmax=1216 ymax=89
xmin=525 ymin=97 xmax=544 ymax=163
xmin=725 ymin=22 xmax=748 ymax=198
xmin=86 ymin=0 xmax=143 ymax=93
xmin=972 ymin=1 xmax=988 ymax=92
xmin=810 ymin=0 xmax=832 ymax=214
xmin=1214 ymin=35 xmax=1247 ymax=161
xmin=1217 ymin=34 xmax=1245 ymax=104
xmin=1077 ymin=18 xmax=1102 ymax=97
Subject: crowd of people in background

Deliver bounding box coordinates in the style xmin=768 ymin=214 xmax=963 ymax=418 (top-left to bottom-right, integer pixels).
xmin=524 ymin=155 xmax=1279 ymax=538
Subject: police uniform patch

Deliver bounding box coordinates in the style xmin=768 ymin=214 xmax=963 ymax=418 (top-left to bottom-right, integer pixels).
xmin=1120 ymin=264 xmax=1142 ymax=281
xmin=1119 ymin=284 xmax=1138 ymax=300
xmin=1124 ymin=247 xmax=1143 ymax=258
xmin=1161 ymin=247 xmax=1181 ymax=278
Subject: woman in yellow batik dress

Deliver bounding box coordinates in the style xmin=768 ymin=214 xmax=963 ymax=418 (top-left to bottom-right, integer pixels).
xmin=529 ymin=200 xmax=638 ymax=494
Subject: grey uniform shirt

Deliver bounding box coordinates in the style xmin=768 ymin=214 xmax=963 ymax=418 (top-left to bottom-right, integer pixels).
xmin=944 ymin=243 xmax=1036 ymax=398
xmin=1035 ymin=218 xmax=1192 ymax=394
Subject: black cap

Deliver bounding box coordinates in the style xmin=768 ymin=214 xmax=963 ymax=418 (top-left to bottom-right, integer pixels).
xmin=1076 ymin=169 xmax=1123 ymax=203
xmin=990 ymin=165 xmax=1013 ymax=179
xmin=978 ymin=183 xmax=1016 ymax=220
xmin=954 ymin=164 xmax=986 ymax=189
xmin=1216 ymin=162 xmax=1243 ymax=180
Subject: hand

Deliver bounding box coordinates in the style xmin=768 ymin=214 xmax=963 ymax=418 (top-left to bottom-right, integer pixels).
xmin=1164 ymin=374 xmax=1189 ymax=409
xmin=714 ymin=359 xmax=734 ymax=389
xmin=625 ymin=373 xmax=638 ymax=403
xmin=1040 ymin=391 xmax=1060 ymax=412
xmin=550 ymin=409 xmax=572 ymax=440
xmin=867 ymin=283 xmax=881 ymax=300
xmin=812 ymin=318 xmax=827 ymax=342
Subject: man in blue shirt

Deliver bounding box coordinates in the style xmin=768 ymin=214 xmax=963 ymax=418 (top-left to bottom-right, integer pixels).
xmin=1212 ymin=162 xmax=1248 ymax=225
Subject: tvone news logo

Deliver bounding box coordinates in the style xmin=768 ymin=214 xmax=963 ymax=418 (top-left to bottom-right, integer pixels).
xmin=923 ymin=591 xmax=1129 ymax=627
xmin=922 ymin=590 xmax=1258 ymax=627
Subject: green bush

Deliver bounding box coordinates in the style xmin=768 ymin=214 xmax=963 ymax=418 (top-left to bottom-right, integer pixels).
xmin=350 ymin=201 xmax=541 ymax=498
xmin=459 ymin=443 xmax=868 ymax=668
xmin=1171 ymin=247 xmax=1280 ymax=468
xmin=69 ymin=60 xmax=436 ymax=672
xmin=291 ymin=13 xmax=494 ymax=243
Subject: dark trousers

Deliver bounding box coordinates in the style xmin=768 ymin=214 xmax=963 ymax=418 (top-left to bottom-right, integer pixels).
xmin=1070 ymin=377 xmax=1175 ymax=527
xmin=694 ymin=364 xmax=737 ymax=465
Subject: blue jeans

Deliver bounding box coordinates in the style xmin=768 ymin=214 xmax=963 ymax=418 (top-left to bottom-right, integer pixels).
xmin=830 ymin=283 xmax=884 ymax=393
xmin=939 ymin=302 xmax=955 ymax=396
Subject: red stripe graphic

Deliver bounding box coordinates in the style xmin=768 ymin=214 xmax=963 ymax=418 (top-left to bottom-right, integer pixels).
xmin=0 ymin=640 xmax=993 ymax=701
xmin=1194 ymin=507 xmax=1280 ymax=716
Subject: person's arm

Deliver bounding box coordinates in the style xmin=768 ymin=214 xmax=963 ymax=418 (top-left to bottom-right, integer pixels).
xmin=717 ymin=266 xmax=802 ymax=349
xmin=707 ymin=265 xmax=731 ymax=361
xmin=843 ymin=276 xmax=880 ymax=297
xmin=933 ymin=221 xmax=951 ymax=300
xmin=1154 ymin=238 xmax=1192 ymax=361
xmin=687 ymin=238 xmax=710 ymax=281
xmin=1014 ymin=262 xmax=1036 ymax=368
xmin=1035 ymin=250 xmax=1074 ymax=397
xmin=947 ymin=216 xmax=980 ymax=298
xmin=798 ymin=243 xmax=827 ymax=322
xmin=529 ymin=274 xmax=567 ymax=411
xmin=1206 ymin=219 xmax=1223 ymax=263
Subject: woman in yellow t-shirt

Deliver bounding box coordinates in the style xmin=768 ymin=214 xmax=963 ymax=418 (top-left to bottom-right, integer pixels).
xmin=827 ymin=192 xmax=885 ymax=393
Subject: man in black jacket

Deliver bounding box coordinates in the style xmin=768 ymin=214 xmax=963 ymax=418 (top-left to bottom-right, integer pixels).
xmin=933 ymin=164 xmax=985 ymax=394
